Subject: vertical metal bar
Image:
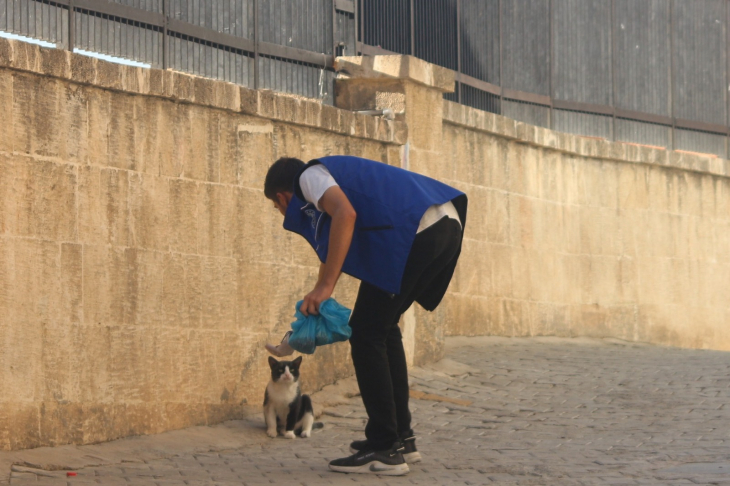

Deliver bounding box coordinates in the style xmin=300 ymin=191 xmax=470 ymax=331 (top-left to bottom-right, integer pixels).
xmin=498 ymin=0 xmax=502 ymax=113
xmin=611 ymin=0 xmax=616 ymax=141
xmin=354 ymin=0 xmax=359 ymax=49
xmin=67 ymin=0 xmax=74 ymax=51
xmin=162 ymin=0 xmax=169 ymax=69
xmin=409 ymin=0 xmax=414 ymax=56
xmin=332 ymin=0 xmax=336 ymax=56
xmin=253 ymin=0 xmax=259 ymax=89
xmin=548 ymin=0 xmax=553 ymax=129
xmin=456 ymin=0 xmax=461 ymax=103
xmin=669 ymin=0 xmax=674 ymax=150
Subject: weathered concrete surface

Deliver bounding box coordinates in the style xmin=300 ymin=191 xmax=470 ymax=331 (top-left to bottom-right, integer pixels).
xmin=3 ymin=337 xmax=730 ymax=485
xmin=436 ymin=100 xmax=730 ymax=352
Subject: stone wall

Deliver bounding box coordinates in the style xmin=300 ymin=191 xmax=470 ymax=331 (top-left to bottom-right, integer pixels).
xmin=0 ymin=39 xmax=405 ymax=450
xmin=1 ymin=41 xmax=729 ymax=451
xmin=436 ymin=102 xmax=730 ymax=350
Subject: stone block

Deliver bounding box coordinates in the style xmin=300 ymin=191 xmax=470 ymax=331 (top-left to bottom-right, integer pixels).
xmin=231 ymin=119 xmax=274 ymax=189
xmin=197 ymin=183 xmax=235 ymax=257
xmin=129 ymin=172 xmax=171 ymax=251
xmin=258 ymin=90 xmax=277 ymax=119
xmin=12 ymin=40 xmax=40 ymax=73
xmin=172 ymin=71 xmax=195 ymax=102
xmin=0 ymin=72 xmax=13 ymax=153
xmin=232 ymin=187 xmax=280 ymax=264
xmin=214 ymin=81 xmax=240 ymax=111
xmin=158 ymin=104 xmax=190 ymax=178
xmin=39 ymin=47 xmax=70 ymax=79
xmin=107 ymin=94 xmax=138 ymax=170
xmin=239 ymin=87 xmax=259 ymax=115
xmin=169 ymin=179 xmax=199 ymax=254
xmin=321 ymin=105 xmax=341 ymax=132
xmin=193 ymin=76 xmax=215 ymax=106
xmin=187 ymin=108 xmax=221 ymax=182
xmin=1 ymin=155 xmax=76 ymax=240
xmin=271 ymin=124 xmax=302 ymax=160
xmin=96 ymin=59 xmax=123 ymax=91
xmin=70 ymin=53 xmax=96 ymax=85
xmin=200 ymin=256 xmax=238 ymax=329
xmin=0 ymin=37 xmax=13 ymax=67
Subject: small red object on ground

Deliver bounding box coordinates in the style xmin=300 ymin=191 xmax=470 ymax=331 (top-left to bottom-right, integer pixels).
xmin=66 ymin=472 xmax=77 ymax=477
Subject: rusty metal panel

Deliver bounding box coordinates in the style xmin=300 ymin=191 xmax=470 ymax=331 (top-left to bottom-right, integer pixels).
xmin=552 ymin=109 xmax=612 ymax=140
xmin=502 ymin=99 xmax=550 ymax=128
xmin=615 ymin=119 xmax=671 ymax=148
xmin=170 ymin=0 xmax=253 ymax=38
xmin=674 ymin=129 xmax=727 ymax=159
xmin=460 ymin=0 xmax=499 ymax=85
xmin=672 ymin=0 xmax=726 ymax=126
xmin=109 ymin=0 xmax=162 ymax=13
xmin=413 ymin=0 xmax=457 ymax=71
xmin=0 ymin=0 xmax=68 ymax=45
xmin=614 ymin=0 xmax=670 ymax=117
xmin=360 ymin=0 xmax=410 ymax=54
xmin=552 ymin=0 xmax=612 ymax=105
xmin=258 ymin=0 xmax=333 ymax=55
xmin=501 ymin=0 xmax=549 ymax=96
xmin=74 ymin=9 xmax=163 ymax=66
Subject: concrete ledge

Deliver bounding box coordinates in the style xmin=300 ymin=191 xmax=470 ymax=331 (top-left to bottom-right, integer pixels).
xmin=0 ymin=37 xmax=405 ymax=146
xmin=336 ymin=55 xmax=455 ymax=93
xmin=443 ymin=99 xmax=730 ymax=179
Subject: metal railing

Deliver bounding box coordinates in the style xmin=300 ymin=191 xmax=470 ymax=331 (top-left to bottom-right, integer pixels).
xmin=358 ymin=0 xmax=730 ymax=158
xmin=0 ymin=0 xmax=358 ymax=103
xmin=2 ymin=0 xmax=729 ymax=158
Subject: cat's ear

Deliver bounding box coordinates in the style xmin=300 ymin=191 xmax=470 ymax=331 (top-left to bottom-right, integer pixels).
xmin=268 ymin=356 xmax=279 ymax=368
xmin=292 ymin=356 xmax=303 ymax=367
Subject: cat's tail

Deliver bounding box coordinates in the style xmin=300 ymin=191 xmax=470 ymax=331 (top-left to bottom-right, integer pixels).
xmin=312 ymin=422 xmax=324 ymax=429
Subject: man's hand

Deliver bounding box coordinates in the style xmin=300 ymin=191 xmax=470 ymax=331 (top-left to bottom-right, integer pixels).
xmin=300 ymin=281 xmax=334 ymax=316
xmin=299 ymin=186 xmax=356 ymax=316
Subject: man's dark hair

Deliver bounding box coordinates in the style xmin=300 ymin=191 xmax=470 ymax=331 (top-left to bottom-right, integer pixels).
xmin=264 ymin=157 xmax=305 ymax=200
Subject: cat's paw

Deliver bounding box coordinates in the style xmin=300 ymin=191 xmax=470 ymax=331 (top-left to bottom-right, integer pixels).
xmin=300 ymin=430 xmax=311 ymax=438
xmin=266 ymin=428 xmax=278 ymax=438
xmin=284 ymin=431 xmax=296 ymax=439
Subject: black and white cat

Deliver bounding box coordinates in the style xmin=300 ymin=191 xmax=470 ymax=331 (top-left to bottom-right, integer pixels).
xmin=264 ymin=356 xmax=314 ymax=439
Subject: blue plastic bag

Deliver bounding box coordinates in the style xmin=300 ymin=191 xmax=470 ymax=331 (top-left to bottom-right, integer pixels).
xmin=288 ymin=298 xmax=352 ymax=354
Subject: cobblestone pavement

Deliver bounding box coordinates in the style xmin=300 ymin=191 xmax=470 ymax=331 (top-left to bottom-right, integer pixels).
xmin=5 ymin=336 xmax=730 ymax=485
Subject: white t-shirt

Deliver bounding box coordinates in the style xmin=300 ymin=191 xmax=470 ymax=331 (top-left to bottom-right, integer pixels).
xmin=299 ymin=164 xmax=461 ymax=233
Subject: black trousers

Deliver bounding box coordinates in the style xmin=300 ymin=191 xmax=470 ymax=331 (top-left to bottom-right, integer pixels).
xmin=348 ymin=217 xmax=463 ymax=450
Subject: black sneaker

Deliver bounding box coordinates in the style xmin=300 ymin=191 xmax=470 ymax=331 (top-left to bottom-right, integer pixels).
xmin=350 ymin=436 xmax=422 ymax=464
xmin=329 ymin=443 xmax=409 ymax=476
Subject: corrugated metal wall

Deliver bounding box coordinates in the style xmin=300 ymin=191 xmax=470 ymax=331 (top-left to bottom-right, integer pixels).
xmin=672 ymin=0 xmax=726 ymax=126
xmin=172 ymin=0 xmax=252 ymax=37
xmin=552 ymin=0 xmax=612 ymax=105
xmin=552 ymin=110 xmax=613 ymax=140
xmin=614 ymin=0 xmax=670 ymax=117
xmin=74 ymin=9 xmax=163 ymax=67
xmin=461 ymin=0 xmax=499 ymax=85
xmin=360 ymin=0 xmax=410 ymax=54
xmin=503 ymin=100 xmax=550 ymax=128
xmin=0 ymin=0 xmax=68 ymax=46
xmin=501 ymin=0 xmax=549 ymax=96
xmin=2 ymin=0 xmax=730 ymax=157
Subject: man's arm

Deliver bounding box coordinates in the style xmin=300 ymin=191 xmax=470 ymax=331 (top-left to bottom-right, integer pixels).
xmin=299 ymin=186 xmax=356 ymax=316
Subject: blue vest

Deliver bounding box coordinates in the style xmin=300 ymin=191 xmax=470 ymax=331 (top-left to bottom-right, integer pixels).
xmin=283 ymin=156 xmax=467 ymax=295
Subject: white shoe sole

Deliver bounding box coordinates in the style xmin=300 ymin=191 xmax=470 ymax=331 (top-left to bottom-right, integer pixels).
xmin=404 ymin=451 xmax=422 ymax=463
xmin=329 ymin=461 xmax=409 ymax=476
xmin=348 ymin=448 xmax=422 ymax=464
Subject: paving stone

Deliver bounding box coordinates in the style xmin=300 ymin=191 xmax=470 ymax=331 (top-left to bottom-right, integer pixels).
xmin=5 ymin=337 xmax=730 ymax=485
